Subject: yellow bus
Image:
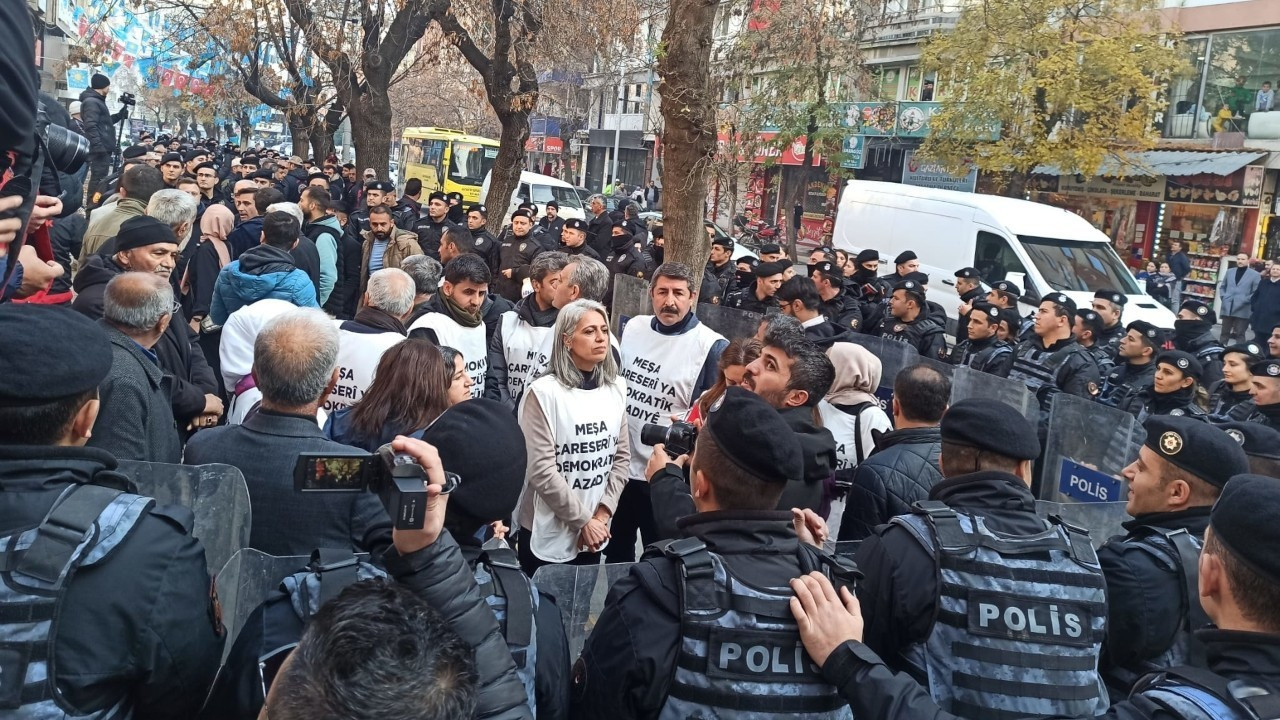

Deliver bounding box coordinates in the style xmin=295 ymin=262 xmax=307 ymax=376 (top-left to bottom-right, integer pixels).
xmin=399 ymin=127 xmax=500 ymax=205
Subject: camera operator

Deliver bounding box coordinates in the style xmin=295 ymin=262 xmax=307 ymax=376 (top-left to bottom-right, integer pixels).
xmin=79 ymin=73 xmax=130 ymax=203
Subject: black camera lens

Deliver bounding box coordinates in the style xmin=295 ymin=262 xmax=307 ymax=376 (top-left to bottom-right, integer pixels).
xmin=44 ymin=124 xmax=89 ymax=174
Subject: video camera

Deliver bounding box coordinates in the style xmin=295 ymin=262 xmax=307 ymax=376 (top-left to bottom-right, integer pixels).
xmin=640 ymin=420 xmax=698 ymax=457
xmin=119 ymin=92 xmax=136 ymax=107
xmin=292 ymin=444 xmax=459 ymax=530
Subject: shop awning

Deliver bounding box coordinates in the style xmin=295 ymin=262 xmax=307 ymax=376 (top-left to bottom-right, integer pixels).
xmin=1034 ymin=150 xmax=1266 ymax=178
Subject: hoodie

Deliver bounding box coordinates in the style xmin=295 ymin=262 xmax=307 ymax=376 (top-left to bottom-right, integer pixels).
xmin=209 ymin=244 xmax=319 ymax=325
xmin=70 ymin=253 xmax=124 ymax=320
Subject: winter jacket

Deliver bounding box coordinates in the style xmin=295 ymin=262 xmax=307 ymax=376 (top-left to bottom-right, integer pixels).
xmin=359 ymin=227 xmax=423 ymax=297
xmin=305 ymin=215 xmax=342 ymax=306
xmin=209 ymin=244 xmax=319 ymax=325
xmin=838 ymin=426 xmax=943 ymax=541
xmin=225 ymin=216 xmax=264 ymax=260
xmin=89 ymin=322 xmax=182 ymax=463
xmin=77 ymin=87 xmax=124 ymax=156
xmin=1219 ymin=265 xmax=1261 ymax=319
xmin=1252 ymin=277 xmax=1280 ymax=337
xmin=80 ymin=197 xmax=147 ymax=263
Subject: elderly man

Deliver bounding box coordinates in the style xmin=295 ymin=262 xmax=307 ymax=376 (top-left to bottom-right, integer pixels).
xmin=325 ymin=268 xmax=414 ymax=413
xmin=90 ymin=273 xmax=183 ymax=463
xmin=184 ymin=308 xmax=394 ymax=556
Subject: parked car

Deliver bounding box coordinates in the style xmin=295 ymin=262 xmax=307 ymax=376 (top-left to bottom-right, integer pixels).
xmin=638 ymin=212 xmax=758 ymax=263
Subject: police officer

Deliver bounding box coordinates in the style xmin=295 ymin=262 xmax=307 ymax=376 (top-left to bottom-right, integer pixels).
xmin=446 ymin=190 xmax=466 ymax=224
xmin=560 ymin=217 xmax=600 ymax=260
xmin=573 ymin=387 xmax=857 ymax=718
xmin=412 ymin=190 xmax=456 ymax=261
xmin=494 ymin=208 xmax=541 ymax=302
xmin=0 ymin=305 xmax=223 ymax=717
xmin=1097 ymin=320 xmax=1164 ymax=416
xmin=344 ymin=179 xmax=392 ymax=242
xmin=852 ymin=398 xmax=1110 ymax=718
xmin=1174 ymin=299 xmax=1225 ymax=387
xmin=948 ymin=302 xmax=1013 ymax=376
xmin=465 ymin=203 xmax=502 ymax=274
xmin=791 ymin=473 xmax=1280 ymax=720
xmin=1007 ymin=292 xmax=1100 ymax=430
xmin=1075 ymin=308 xmax=1117 ymax=376
xmin=724 ymin=260 xmax=788 ymax=315
xmin=1092 ymin=289 xmax=1128 ymax=355
xmin=603 ymin=221 xmax=649 ymax=305
xmin=1139 ymin=351 xmax=1209 ymax=420
xmin=1101 ymin=415 xmax=1250 ymax=696
xmin=703 ymin=235 xmax=736 ymax=305
xmin=877 ymin=278 xmax=946 ymax=359
xmin=813 ymin=261 xmax=864 ymax=333
xmin=952 ymin=267 xmax=984 ymax=343
xmin=1208 ymin=342 xmax=1265 ymax=421
xmin=986 ymin=279 xmax=1031 ymax=337
xmin=1220 ymin=420 xmax=1280 ymax=477
xmin=1245 ymin=357 xmax=1280 ymax=429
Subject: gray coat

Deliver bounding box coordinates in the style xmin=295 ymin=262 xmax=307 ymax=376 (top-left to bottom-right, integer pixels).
xmin=88 ymin=323 xmax=182 ymax=464
xmin=183 ymin=410 xmax=393 ymax=558
xmin=1219 ymin=265 xmax=1261 ymax=319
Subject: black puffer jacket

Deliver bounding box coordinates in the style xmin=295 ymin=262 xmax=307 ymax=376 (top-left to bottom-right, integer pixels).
xmin=839 ymin=426 xmax=943 ymax=541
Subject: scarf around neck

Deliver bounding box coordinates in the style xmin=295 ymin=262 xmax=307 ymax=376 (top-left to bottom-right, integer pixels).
xmin=441 ymin=293 xmax=483 ymax=328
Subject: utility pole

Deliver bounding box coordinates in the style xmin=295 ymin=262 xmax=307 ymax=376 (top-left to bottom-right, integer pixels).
xmin=610 ymin=64 xmax=624 ymax=193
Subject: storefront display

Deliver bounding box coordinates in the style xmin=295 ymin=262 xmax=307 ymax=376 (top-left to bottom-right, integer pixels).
xmin=1159 ymin=204 xmax=1245 ymax=303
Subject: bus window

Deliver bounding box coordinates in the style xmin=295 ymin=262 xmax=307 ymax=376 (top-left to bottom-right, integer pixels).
xmin=402 ymin=138 xmax=447 ymax=194
xmin=451 ymin=141 xmax=497 ymax=186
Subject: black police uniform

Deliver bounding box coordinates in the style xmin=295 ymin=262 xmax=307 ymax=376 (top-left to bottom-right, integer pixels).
xmin=470 ymin=226 xmax=502 ymax=275
xmin=723 ymin=284 xmax=777 ymax=315
xmin=1008 ymin=335 xmax=1101 ymax=425
xmin=954 ymin=282 xmax=984 ymax=343
xmin=1099 ymin=321 xmax=1127 ymax=355
xmin=1086 ymin=342 xmax=1118 ymax=377
xmin=1138 ymin=387 xmax=1209 ymax=421
xmin=876 ymin=314 xmax=946 ymax=360
xmin=495 ymin=230 xmax=540 ymax=302
xmin=562 ymin=241 xmax=601 ymax=261
xmin=821 ymin=287 xmax=865 ymax=334
xmin=603 ymin=236 xmax=649 ymax=309
xmin=702 ymin=259 xmax=735 ymax=305
xmin=950 ymin=336 xmax=1014 ymax=377
xmin=849 ymin=271 xmax=892 ymax=332
xmin=1208 ymin=379 xmax=1255 ymax=421
xmin=1098 ymin=360 xmax=1158 ymax=417
xmin=412 ymin=215 xmax=456 ymax=262
xmin=344 ymin=208 xmax=371 ymax=243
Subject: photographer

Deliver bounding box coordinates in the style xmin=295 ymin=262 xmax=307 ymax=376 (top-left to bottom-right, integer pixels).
xmin=79 ymin=73 xmax=129 ymax=203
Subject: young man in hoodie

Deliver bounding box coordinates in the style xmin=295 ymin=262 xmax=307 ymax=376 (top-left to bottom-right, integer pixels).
xmin=485 ymin=251 xmax=571 ymax=410
xmin=209 ymin=211 xmax=319 ymax=325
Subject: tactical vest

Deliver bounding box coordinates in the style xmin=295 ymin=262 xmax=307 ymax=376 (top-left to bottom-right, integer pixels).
xmin=473 ymin=542 xmax=538 ymax=716
xmin=893 ymin=501 xmax=1109 ymax=719
xmin=1104 ymin=527 xmax=1207 ymax=693
xmin=0 ymin=483 xmax=153 ymax=719
xmin=499 ymin=310 xmax=554 ymax=403
xmin=1098 ymin=362 xmax=1154 ymax=415
xmin=656 ymin=538 xmax=854 ymax=720
xmin=962 ymin=340 xmax=1013 ymax=374
xmin=1137 ymin=666 xmax=1280 ymax=720
xmin=1008 ymin=340 xmax=1084 ymax=410
xmin=408 ymin=311 xmax=487 ymax=399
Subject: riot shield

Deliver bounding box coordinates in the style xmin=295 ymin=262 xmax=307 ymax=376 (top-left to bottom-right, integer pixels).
xmin=610 ymin=274 xmax=650 ymax=337
xmin=115 ymin=460 xmax=252 ymax=574
xmin=841 ymin=335 xmax=918 ymax=405
xmin=1036 ymin=500 xmax=1132 ymax=549
xmin=950 ymin=366 xmax=1038 ymax=425
xmin=908 ymin=355 xmax=956 ymax=379
xmin=213 ymin=549 xmax=310 ymax=661
xmin=531 ymin=563 xmax=633 ymax=660
xmin=1038 ymin=393 xmax=1144 ymax=504
xmin=696 ymin=303 xmax=762 ymax=341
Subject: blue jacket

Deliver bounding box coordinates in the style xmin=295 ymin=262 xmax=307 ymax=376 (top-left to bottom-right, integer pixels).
xmin=209 ymin=244 xmax=318 ymax=325
xmin=226 ymin=216 xmax=264 ymax=260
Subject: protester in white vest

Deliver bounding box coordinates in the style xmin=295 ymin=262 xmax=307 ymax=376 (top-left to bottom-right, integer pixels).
xmin=515 ymin=299 xmax=630 ymax=574
xmin=611 ymin=262 xmax=728 ymax=563
xmin=551 ymin=256 xmax=612 ymax=308
xmin=323 ymin=338 xmax=453 ymax=451
xmin=408 ymin=254 xmax=491 ymax=399
xmin=323 ymin=268 xmax=413 ymax=413
xmin=486 ymin=251 xmax=571 ymax=410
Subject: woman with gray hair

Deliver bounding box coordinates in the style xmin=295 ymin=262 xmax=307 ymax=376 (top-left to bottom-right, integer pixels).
xmin=514 ymin=299 xmax=630 ymax=573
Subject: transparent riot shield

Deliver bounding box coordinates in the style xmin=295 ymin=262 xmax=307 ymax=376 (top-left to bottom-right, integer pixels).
xmin=909 ymin=355 xmax=956 ymax=380
xmin=213 ymin=549 xmax=310 ymax=661
xmin=1036 ymin=500 xmax=1132 ymax=549
xmin=115 ymin=460 xmax=252 ymax=574
xmin=949 ymin=366 xmax=1038 ymax=425
xmin=610 ymin=274 xmax=650 ymax=337
xmin=842 ymin=335 xmax=918 ymax=406
xmin=531 ymin=563 xmax=634 ymax=660
xmin=1038 ymin=393 xmax=1144 ymax=504
xmin=696 ymin=303 xmax=762 ymax=341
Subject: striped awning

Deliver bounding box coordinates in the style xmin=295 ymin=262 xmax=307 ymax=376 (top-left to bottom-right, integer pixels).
xmin=1034 ymin=150 xmax=1266 ymax=178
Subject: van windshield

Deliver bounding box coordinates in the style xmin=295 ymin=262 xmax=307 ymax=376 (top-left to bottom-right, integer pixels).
xmin=530 ymin=184 xmax=584 ymax=209
xmin=1017 ymin=236 xmax=1141 ymax=294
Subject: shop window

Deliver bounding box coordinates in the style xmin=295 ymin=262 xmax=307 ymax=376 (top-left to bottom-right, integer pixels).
xmin=1171 ymin=29 xmax=1280 ymax=140
xmin=975 ymin=231 xmax=1031 ymax=294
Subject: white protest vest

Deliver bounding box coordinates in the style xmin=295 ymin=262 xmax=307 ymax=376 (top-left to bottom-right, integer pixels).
xmin=816 ymin=399 xmax=891 ymax=470
xmin=324 ymin=321 xmax=405 ymax=413
xmin=500 ymin=310 xmax=555 ymax=402
xmin=409 ymin=311 xmax=487 ymax=399
xmin=619 ymin=315 xmax=725 ymax=479
xmin=522 ymin=374 xmax=627 ymax=563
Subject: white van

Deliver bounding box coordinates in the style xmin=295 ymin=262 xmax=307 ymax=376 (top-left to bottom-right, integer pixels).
xmin=481 ymin=170 xmax=586 ymax=221
xmin=831 ymin=180 xmax=1176 ymax=332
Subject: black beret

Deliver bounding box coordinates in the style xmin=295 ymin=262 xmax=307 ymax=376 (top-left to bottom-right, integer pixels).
xmin=1156 ymin=350 xmax=1203 ymax=381
xmin=466 ymin=204 xmax=487 ymax=216
xmin=122 ymin=145 xmax=149 ymax=160
xmin=423 ymin=399 xmax=527 ymax=526
xmin=160 ymin=152 xmax=182 ymax=165
xmin=545 ymin=200 xmax=559 ymax=210
xmin=1043 ymin=292 xmax=1076 ymax=315
xmin=942 ymin=398 xmax=1040 ymax=460
xmin=816 ymin=245 xmax=834 ymax=255
xmin=366 ymin=180 xmax=394 ymax=193
xmin=447 ymin=191 xmax=463 ymax=202
xmin=563 ymin=218 xmax=588 ymax=232
xmin=894 ymin=279 xmax=927 ymax=304
xmin=955 ymin=267 xmax=981 ymax=280
xmin=905 ymin=271 xmax=930 ymax=285
xmin=427 ymin=191 xmax=448 ymax=203
xmin=811 ymin=260 xmax=837 ymax=276
xmin=518 ymin=201 xmax=536 ymax=211
xmin=759 ymin=243 xmax=782 ymax=255
xmin=1143 ymin=415 xmax=1248 ymax=488
xmin=1218 ymin=422 xmax=1280 ymax=460
xmin=511 ymin=208 xmax=534 ymax=220
xmin=115 ymin=216 xmax=178 ymax=252
xmin=250 ymin=170 xmax=274 ymax=181
xmin=856 ymin=249 xmax=879 ymax=264
xmin=241 ymin=155 xmax=260 ymax=165
xmin=1211 ymin=474 xmax=1280 ymax=584
xmin=1253 ymin=358 xmax=1280 ymax=379
xmin=894 ymin=250 xmax=917 ymax=265
xmin=741 ymin=257 xmax=760 ymax=269
xmin=711 ymin=235 xmax=734 ymax=250
xmin=1076 ymin=309 xmax=1104 ymax=335
xmin=970 ymin=301 xmax=1002 ymax=323
xmin=182 ymin=148 xmax=208 ymax=162
xmin=704 ymin=387 xmax=803 ymax=485
xmin=992 ymin=279 xmax=1021 ymax=297
xmin=0 ymin=305 xmax=112 ymax=403
xmin=755 ymin=260 xmax=790 ymax=277
xmin=1094 ymin=289 xmax=1126 ymax=306
xmin=193 ymin=161 xmax=217 ymax=173
xmin=1223 ymin=342 xmax=1265 ymax=361
xmin=1126 ymin=320 xmax=1162 ymax=344
xmin=1180 ymin=299 xmax=1217 ymax=324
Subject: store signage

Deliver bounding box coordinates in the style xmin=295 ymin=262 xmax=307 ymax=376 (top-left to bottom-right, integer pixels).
xmin=840 ymin=135 xmax=865 ymax=169
xmin=902 ymin=150 xmax=977 ymax=193
xmin=1163 ymin=166 xmax=1264 ymax=207
xmin=840 ymin=102 xmax=940 ymax=138
xmin=1059 ymin=174 xmax=1166 ymax=201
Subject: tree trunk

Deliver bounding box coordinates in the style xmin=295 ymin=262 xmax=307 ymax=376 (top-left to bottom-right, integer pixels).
xmin=486 ymin=108 xmax=531 ymax=234
xmin=203 ymin=122 xmax=220 ymax=142
xmin=239 ymin=112 xmax=252 ymax=148
xmin=349 ymin=91 xmax=394 ymax=179
xmin=657 ymin=0 xmax=719 ymax=288
xmin=310 ymin=103 xmax=343 ymax=161
xmin=287 ymin=112 xmax=312 ymax=159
